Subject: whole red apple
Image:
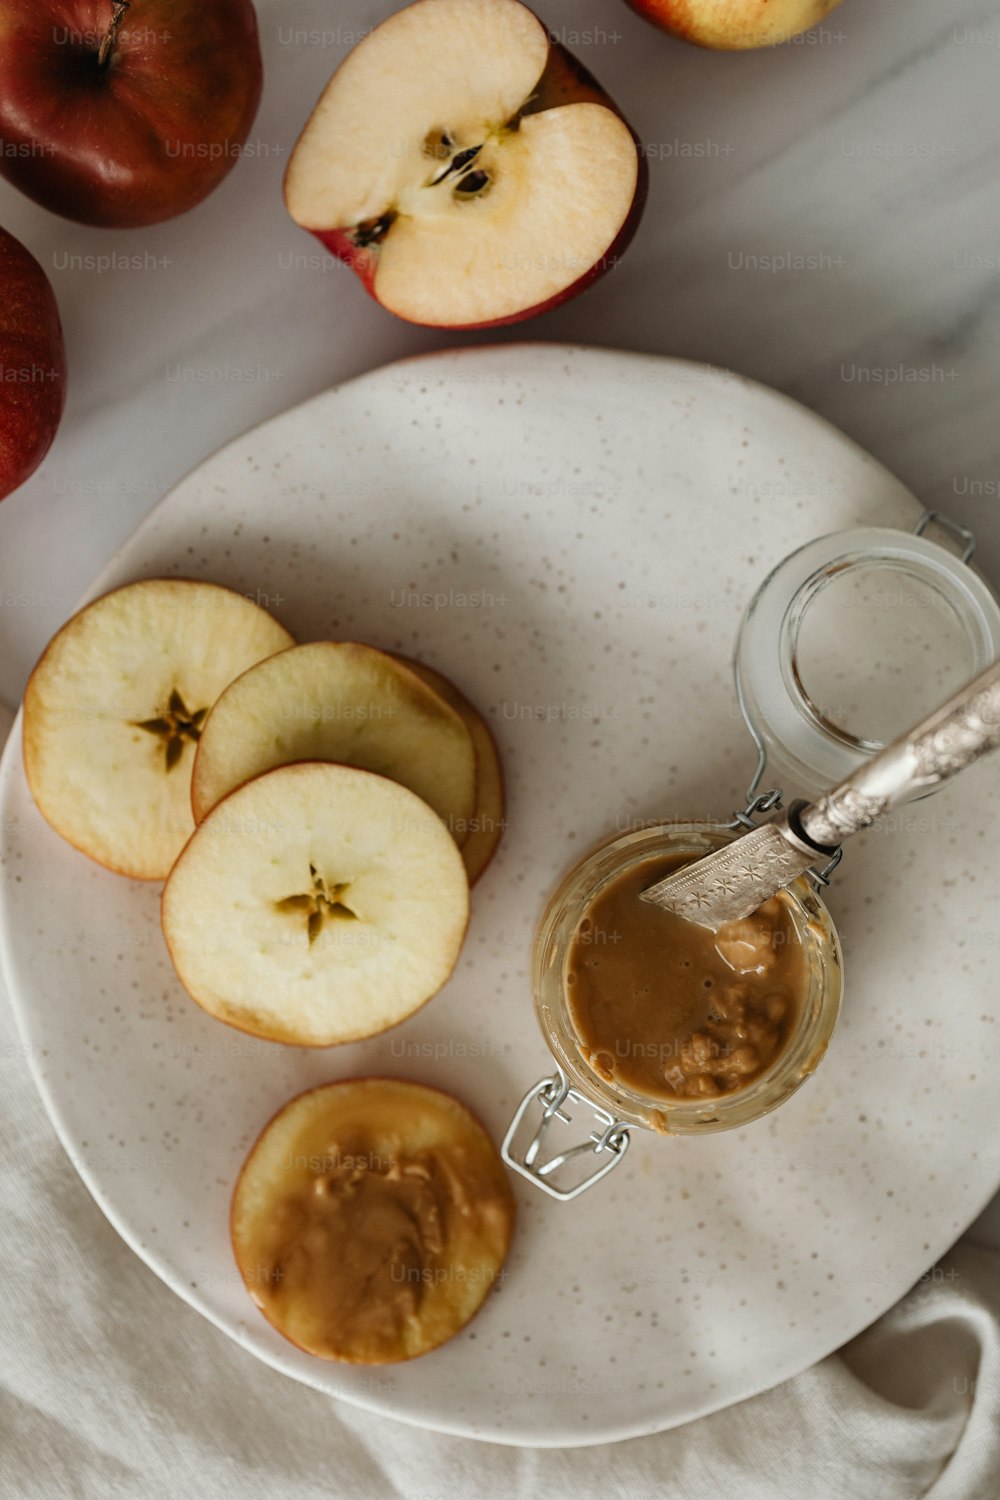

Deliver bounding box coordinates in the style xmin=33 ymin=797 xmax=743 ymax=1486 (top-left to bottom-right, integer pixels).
xmin=0 ymin=0 xmax=263 ymax=228
xmin=284 ymin=0 xmax=648 ymax=330
xmin=0 ymin=228 xmax=66 ymax=503
xmin=625 ymin=0 xmax=845 ymax=49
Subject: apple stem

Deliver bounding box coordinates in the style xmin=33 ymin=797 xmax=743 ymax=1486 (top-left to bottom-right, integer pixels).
xmin=97 ymin=0 xmax=130 ymax=69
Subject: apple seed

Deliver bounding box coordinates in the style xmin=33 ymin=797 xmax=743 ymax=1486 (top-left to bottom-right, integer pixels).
xmin=422 ymin=129 xmax=455 ymax=160
xmin=351 ymin=212 xmax=397 ymax=249
xmin=429 ymin=144 xmax=482 ymax=186
xmin=453 ymin=170 xmax=490 ymax=198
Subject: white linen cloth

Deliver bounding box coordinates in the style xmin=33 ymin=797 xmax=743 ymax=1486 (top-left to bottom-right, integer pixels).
xmin=1 ymin=690 xmax=998 ymax=1499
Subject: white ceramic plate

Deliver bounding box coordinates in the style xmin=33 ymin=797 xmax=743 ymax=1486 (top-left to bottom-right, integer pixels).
xmin=2 ymin=345 xmax=998 ymax=1447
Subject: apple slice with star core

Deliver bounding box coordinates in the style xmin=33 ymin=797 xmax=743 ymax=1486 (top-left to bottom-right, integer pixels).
xmin=284 ymin=0 xmax=646 ymax=328
xmin=162 ymin=762 xmax=470 ymax=1046
xmin=22 ymin=579 xmax=294 ymax=879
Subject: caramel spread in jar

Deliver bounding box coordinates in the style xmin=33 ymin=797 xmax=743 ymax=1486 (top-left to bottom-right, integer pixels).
xmin=232 ymin=1079 xmax=515 ymax=1364
xmin=566 ymin=853 xmax=808 ymax=1102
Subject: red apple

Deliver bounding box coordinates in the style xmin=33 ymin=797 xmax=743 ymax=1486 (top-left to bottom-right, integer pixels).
xmin=0 ymin=228 xmax=65 ymax=503
xmin=0 ymin=0 xmax=263 ymax=228
xmin=625 ymin=0 xmax=845 ymax=49
xmin=284 ymin=0 xmax=647 ymax=329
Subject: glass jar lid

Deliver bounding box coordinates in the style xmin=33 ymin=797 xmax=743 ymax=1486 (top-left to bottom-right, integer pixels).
xmin=734 ymin=519 xmax=1000 ymax=798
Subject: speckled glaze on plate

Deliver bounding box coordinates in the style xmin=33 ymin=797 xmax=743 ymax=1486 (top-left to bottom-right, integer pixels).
xmin=1 ymin=345 xmax=998 ymax=1447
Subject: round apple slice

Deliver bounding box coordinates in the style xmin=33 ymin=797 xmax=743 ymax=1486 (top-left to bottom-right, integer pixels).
xmin=395 ymin=656 xmax=505 ymax=884
xmin=163 ymin=762 xmax=470 ymax=1046
xmin=231 ymin=1078 xmax=516 ymax=1364
xmin=284 ymin=0 xmax=646 ymax=328
xmin=190 ymin=641 xmax=477 ymax=841
xmin=22 ymin=579 xmax=294 ymax=880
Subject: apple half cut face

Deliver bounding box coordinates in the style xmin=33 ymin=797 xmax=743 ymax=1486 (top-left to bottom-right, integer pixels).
xmin=284 ymin=0 xmax=645 ymax=327
xmin=231 ymin=1078 xmax=516 ymax=1363
xmin=162 ymin=762 xmax=470 ymax=1046
xmin=190 ymin=642 xmax=477 ymax=843
xmin=22 ymin=580 xmax=294 ymax=880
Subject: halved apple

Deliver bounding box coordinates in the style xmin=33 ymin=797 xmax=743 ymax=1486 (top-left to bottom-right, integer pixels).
xmin=231 ymin=1077 xmax=516 ymax=1363
xmin=162 ymin=762 xmax=470 ymax=1046
xmin=22 ymin=580 xmax=294 ymax=880
xmin=395 ymin=656 xmax=505 ymax=883
xmin=190 ymin=642 xmax=477 ymax=841
xmin=284 ymin=0 xmax=647 ymax=328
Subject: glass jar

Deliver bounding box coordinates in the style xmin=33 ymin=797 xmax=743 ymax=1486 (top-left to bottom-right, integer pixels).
xmin=502 ymin=512 xmax=997 ymax=1200
xmin=533 ymin=822 xmax=842 ymax=1134
xmin=734 ymin=520 xmax=1000 ymax=801
xmin=504 ymin=819 xmax=844 ymax=1199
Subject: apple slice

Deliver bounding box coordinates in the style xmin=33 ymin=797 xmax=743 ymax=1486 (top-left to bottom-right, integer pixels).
xmin=284 ymin=0 xmax=646 ymax=328
xmin=162 ymin=762 xmax=470 ymax=1046
xmin=395 ymin=656 xmax=505 ymax=883
xmin=22 ymin=580 xmax=294 ymax=880
xmin=190 ymin=642 xmax=477 ymax=842
xmin=231 ymin=1078 xmax=516 ymax=1363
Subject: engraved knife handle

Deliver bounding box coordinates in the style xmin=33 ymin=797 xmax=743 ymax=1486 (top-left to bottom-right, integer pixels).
xmin=799 ymin=658 xmax=1000 ymax=848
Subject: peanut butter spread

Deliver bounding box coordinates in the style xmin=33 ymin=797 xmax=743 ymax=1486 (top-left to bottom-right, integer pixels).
xmin=567 ymin=853 xmax=807 ymax=1102
xmin=231 ymin=1078 xmax=516 ymax=1364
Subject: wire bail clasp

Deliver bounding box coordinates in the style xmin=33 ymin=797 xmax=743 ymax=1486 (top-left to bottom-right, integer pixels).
xmin=502 ymin=1068 xmax=631 ymax=1200
xmin=913 ymin=510 xmax=976 ymax=564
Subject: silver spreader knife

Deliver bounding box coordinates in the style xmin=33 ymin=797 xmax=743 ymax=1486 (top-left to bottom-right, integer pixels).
xmin=640 ymin=657 xmax=1000 ymax=927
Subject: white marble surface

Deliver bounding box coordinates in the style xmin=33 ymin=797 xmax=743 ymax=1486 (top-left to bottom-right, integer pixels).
xmin=1 ymin=0 xmax=998 ymax=1239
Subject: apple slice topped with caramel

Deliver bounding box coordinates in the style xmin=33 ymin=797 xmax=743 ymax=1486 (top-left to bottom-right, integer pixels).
xmin=231 ymin=1078 xmax=516 ymax=1363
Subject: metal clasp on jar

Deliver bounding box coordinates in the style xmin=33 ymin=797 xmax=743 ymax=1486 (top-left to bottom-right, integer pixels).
xmin=501 ymin=1068 xmax=631 ymax=1200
